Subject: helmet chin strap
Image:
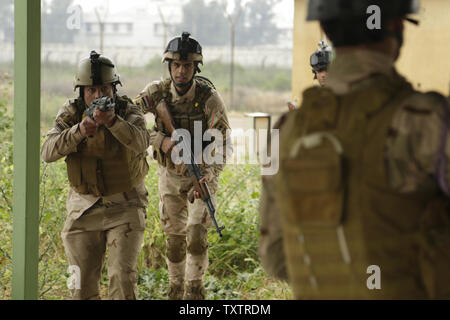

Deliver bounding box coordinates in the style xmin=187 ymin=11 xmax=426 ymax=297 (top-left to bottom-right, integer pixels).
xmin=175 ymin=79 xmax=193 ymax=88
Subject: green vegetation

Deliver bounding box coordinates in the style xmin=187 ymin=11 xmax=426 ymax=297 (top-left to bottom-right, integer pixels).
xmin=2 ymin=58 xmax=290 ymax=131
xmin=0 ymin=79 xmax=291 ymax=300
xmin=145 ymin=56 xmax=292 ymax=94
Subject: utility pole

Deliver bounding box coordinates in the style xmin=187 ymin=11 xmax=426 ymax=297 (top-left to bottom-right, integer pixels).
xmin=223 ymin=0 xmax=242 ymax=110
xmin=158 ymin=6 xmax=169 ymax=79
xmin=95 ymin=1 xmax=109 ymax=53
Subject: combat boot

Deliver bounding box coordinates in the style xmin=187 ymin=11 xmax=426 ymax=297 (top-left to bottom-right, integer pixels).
xmin=184 ymin=280 xmax=206 ymax=300
xmin=168 ymin=282 xmax=184 ymax=300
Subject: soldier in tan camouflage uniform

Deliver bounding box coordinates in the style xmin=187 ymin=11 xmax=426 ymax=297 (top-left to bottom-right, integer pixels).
xmin=42 ymin=51 xmax=150 ymax=300
xmin=260 ymin=0 xmax=450 ymax=299
xmin=135 ymin=32 xmax=230 ymax=300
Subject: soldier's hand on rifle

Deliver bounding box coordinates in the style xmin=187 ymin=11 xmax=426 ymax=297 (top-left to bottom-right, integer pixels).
xmin=80 ymin=117 xmax=98 ymax=137
xmin=194 ymin=177 xmax=208 ymax=199
xmin=93 ymin=109 xmax=117 ymax=128
xmin=162 ymin=137 xmax=176 ymax=154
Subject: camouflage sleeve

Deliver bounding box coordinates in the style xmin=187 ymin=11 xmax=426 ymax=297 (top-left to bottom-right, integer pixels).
xmin=385 ymin=93 xmax=450 ymax=194
xmin=259 ymin=174 xmax=289 ymax=281
xmin=148 ymin=127 xmax=166 ymax=150
xmin=108 ymin=103 xmax=151 ymax=154
xmin=134 ymin=81 xmax=160 ymax=114
xmin=41 ymin=100 xmax=85 ymax=163
xmin=134 ymin=82 xmax=167 ymax=150
xmin=203 ymin=91 xmax=232 ymax=177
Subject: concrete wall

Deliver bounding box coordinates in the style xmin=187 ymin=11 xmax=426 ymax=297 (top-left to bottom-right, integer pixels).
xmin=291 ymin=0 xmax=322 ymax=106
xmin=292 ymin=0 xmax=450 ymax=104
xmin=397 ymin=0 xmax=450 ymax=95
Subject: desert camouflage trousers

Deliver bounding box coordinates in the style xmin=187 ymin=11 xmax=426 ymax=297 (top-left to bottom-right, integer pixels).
xmin=158 ymin=166 xmax=218 ymax=287
xmin=61 ymin=194 xmax=146 ymax=300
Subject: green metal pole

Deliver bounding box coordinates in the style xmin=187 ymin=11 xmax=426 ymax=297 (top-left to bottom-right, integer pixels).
xmin=12 ymin=0 xmax=41 ymax=300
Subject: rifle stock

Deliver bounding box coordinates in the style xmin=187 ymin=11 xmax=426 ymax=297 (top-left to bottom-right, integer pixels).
xmin=155 ymin=101 xmax=176 ymax=135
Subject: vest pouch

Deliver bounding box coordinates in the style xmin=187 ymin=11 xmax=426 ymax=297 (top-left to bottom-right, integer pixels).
xmin=282 ymin=132 xmax=345 ymax=228
xmin=65 ymin=153 xmax=83 ymax=190
xmin=418 ymin=197 xmax=450 ymax=299
xmin=173 ymin=115 xmax=190 ymax=133
xmin=81 ymin=128 xmax=106 ymax=159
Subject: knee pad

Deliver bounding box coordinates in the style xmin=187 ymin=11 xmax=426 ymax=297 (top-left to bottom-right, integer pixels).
xmin=187 ymin=224 xmax=209 ymax=256
xmin=166 ymin=235 xmax=187 ymax=263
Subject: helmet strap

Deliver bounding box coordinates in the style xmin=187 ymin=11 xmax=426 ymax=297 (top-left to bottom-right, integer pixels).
xmin=195 ymin=62 xmax=202 ymax=74
xmin=79 ymin=87 xmax=84 ymax=101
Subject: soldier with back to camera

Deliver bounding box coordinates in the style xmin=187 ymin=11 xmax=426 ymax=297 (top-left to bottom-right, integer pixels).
xmin=260 ymin=0 xmax=450 ymax=299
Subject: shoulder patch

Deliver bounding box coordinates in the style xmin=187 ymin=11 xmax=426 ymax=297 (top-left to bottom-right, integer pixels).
xmin=134 ymin=95 xmax=152 ymax=113
xmin=213 ymin=119 xmax=229 ymax=135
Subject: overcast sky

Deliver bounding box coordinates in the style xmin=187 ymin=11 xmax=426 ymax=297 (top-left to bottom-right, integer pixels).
xmin=72 ymin=0 xmax=294 ymax=28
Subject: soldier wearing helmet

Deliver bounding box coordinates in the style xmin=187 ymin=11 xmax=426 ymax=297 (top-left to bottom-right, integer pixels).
xmin=42 ymin=51 xmax=150 ymax=300
xmin=260 ymin=0 xmax=450 ymax=299
xmin=310 ymin=40 xmax=332 ymax=86
xmin=135 ymin=32 xmax=231 ymax=300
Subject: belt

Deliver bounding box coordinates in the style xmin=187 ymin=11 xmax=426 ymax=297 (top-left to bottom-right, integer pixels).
xmin=99 ymin=188 xmax=139 ymax=205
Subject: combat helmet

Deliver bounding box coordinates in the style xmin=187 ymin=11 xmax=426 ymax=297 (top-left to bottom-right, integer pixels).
xmin=310 ymin=40 xmax=332 ymax=78
xmin=73 ymin=50 xmax=121 ymax=91
xmin=307 ymin=0 xmax=420 ymax=47
xmin=307 ymin=0 xmax=420 ymax=21
xmin=162 ymin=32 xmax=203 ymax=64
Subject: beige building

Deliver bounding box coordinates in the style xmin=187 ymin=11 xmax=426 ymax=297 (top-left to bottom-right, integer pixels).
xmin=292 ymin=0 xmax=450 ymax=104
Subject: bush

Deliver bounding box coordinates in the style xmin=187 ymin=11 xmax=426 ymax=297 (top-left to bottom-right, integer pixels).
xmin=0 ymin=76 xmax=14 ymax=299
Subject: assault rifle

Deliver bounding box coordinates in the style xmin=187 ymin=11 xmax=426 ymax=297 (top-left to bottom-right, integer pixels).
xmin=85 ymin=96 xmax=116 ymax=138
xmin=155 ymin=100 xmax=225 ymax=237
xmin=85 ymin=96 xmax=116 ymax=120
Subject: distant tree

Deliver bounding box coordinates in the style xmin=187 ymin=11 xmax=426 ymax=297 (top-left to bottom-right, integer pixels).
xmin=0 ymin=0 xmax=14 ymax=42
xmin=177 ymin=0 xmax=229 ymax=46
xmin=178 ymin=0 xmax=280 ymax=47
xmin=236 ymin=0 xmax=281 ymax=46
xmin=42 ymin=0 xmax=78 ymax=44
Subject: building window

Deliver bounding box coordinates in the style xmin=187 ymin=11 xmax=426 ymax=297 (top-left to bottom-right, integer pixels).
xmin=86 ymin=23 xmax=92 ymax=32
xmin=127 ymin=23 xmax=133 ymax=33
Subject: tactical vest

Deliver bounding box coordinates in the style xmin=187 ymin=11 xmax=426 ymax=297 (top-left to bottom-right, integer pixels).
xmin=65 ymin=96 xmax=149 ymax=197
xmin=150 ymin=77 xmax=214 ymax=170
xmin=277 ymin=73 xmax=449 ymax=299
